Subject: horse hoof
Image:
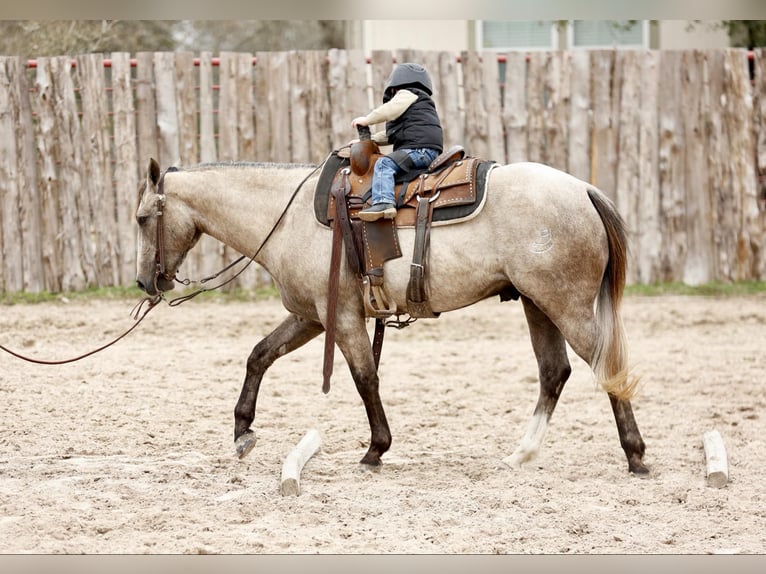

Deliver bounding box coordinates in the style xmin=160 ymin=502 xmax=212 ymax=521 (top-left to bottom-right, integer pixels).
xmin=500 ymin=452 xmax=528 ymax=470
xmin=235 ymin=431 xmax=257 ymax=459
xmin=628 ymin=458 xmax=651 ymax=476
xmin=359 ymin=453 xmax=382 ymax=467
xmin=629 ymin=464 xmax=651 ymax=477
xmin=357 ymin=463 xmax=382 ymax=474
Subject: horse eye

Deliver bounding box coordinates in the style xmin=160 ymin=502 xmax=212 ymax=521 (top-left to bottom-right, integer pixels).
xmin=136 ymin=215 xmax=149 ymax=227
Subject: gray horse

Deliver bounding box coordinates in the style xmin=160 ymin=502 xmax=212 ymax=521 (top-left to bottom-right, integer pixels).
xmin=135 ymin=157 xmax=648 ymax=475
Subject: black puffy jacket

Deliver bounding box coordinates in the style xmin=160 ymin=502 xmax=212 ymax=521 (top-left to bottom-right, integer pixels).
xmin=385 ymin=88 xmax=443 ymax=154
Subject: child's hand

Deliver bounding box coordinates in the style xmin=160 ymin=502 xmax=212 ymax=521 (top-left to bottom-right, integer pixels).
xmin=351 ymin=116 xmax=369 ymax=128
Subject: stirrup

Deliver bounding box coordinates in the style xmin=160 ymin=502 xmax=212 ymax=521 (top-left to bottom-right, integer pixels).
xmin=362 ymin=276 xmax=397 ymax=318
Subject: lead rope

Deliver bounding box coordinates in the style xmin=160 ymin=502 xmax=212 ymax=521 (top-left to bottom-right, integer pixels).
xmin=0 ymin=295 xmax=161 ymax=365
xmin=0 ymin=158 xmax=326 ymax=365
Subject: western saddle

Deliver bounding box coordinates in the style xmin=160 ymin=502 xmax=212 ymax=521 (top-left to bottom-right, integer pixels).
xmin=315 ymin=128 xmax=494 ymax=392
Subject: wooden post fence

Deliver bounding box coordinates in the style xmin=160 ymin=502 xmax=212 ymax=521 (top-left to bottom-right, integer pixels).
xmin=0 ymin=49 xmax=764 ymax=293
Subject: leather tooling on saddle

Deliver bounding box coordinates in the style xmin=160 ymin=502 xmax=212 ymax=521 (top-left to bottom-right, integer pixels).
xmin=315 ymin=141 xmax=494 ymax=322
xmin=314 ymin=146 xmax=491 ymax=229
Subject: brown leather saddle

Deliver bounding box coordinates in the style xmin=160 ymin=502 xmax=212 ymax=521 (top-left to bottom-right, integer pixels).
xmin=314 ymin=140 xmax=493 ymax=320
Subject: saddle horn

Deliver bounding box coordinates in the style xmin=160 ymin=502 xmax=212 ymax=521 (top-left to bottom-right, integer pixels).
xmin=350 ymin=125 xmax=379 ymax=176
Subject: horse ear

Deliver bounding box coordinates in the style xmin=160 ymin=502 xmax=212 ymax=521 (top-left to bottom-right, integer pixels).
xmin=148 ymin=158 xmax=161 ymax=187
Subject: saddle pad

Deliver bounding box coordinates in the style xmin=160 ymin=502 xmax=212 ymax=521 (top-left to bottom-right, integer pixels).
xmin=314 ymin=151 xmax=494 ymax=229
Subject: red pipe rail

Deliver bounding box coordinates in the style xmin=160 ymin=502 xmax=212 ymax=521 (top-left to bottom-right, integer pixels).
xmin=25 ymin=50 xmax=757 ymax=70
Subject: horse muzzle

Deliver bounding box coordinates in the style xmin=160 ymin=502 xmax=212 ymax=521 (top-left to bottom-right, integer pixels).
xmin=136 ymin=273 xmax=176 ymax=295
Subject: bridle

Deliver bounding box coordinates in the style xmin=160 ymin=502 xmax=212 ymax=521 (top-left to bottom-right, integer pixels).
xmin=152 ymin=169 xmax=175 ymax=294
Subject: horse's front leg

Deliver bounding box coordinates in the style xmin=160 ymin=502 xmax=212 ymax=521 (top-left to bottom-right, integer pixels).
xmin=234 ymin=313 xmax=324 ymax=459
xmin=335 ymin=314 xmax=391 ymax=466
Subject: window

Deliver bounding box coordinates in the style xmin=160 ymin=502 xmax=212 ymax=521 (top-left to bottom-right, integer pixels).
xmin=479 ymin=21 xmax=558 ymax=51
xmin=569 ymin=20 xmax=649 ymax=49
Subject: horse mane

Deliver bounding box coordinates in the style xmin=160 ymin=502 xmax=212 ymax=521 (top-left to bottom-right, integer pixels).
xmin=180 ymin=161 xmax=318 ymax=172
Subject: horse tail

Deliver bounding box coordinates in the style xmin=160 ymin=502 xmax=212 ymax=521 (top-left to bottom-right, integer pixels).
xmin=586 ymin=187 xmax=639 ymax=401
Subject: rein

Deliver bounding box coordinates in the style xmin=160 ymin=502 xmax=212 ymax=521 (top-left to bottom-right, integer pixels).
xmin=0 ymin=159 xmax=325 ymax=366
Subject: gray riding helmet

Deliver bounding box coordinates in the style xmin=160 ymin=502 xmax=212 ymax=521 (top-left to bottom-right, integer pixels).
xmin=384 ymin=62 xmax=433 ymax=96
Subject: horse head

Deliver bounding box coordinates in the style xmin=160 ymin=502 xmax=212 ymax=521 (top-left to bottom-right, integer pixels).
xmin=135 ymin=158 xmax=199 ymax=296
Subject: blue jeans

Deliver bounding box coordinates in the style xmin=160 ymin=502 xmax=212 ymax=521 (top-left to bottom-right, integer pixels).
xmin=371 ymin=148 xmax=439 ymax=205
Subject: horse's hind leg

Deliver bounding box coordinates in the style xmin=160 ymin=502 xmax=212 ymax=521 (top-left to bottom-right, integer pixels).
xmin=608 ymin=395 xmax=647 ymax=474
xmin=234 ymin=313 xmax=324 ymax=459
xmin=553 ymin=305 xmax=648 ymax=475
xmin=503 ymin=296 xmax=572 ymax=469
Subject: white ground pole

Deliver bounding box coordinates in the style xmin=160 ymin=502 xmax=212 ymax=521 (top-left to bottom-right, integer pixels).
xmin=280 ymin=428 xmax=322 ymax=496
xmin=703 ymin=429 xmax=729 ymax=488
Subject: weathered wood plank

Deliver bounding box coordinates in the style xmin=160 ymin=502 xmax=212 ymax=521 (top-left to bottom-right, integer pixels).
xmin=420 ymin=50 xmax=447 ymax=145
xmin=31 ymin=57 xmax=63 ymax=292
xmin=77 ymin=53 xmax=118 ymax=286
xmin=0 ymin=57 xmax=24 ymax=292
xmin=544 ymin=51 xmax=569 ymax=171
xmin=658 ymin=51 xmax=686 ymax=281
xmin=289 ymin=51 xmax=311 ymax=163
xmin=461 ymin=51 xmax=490 ymax=160
xmin=305 ymin=50 xmax=333 ymax=163
xmin=436 ymin=50 xmax=462 ymax=150
xmin=502 ymin=51 xmax=528 ymax=164
xmin=567 ymin=50 xmax=590 ymax=181
xmin=590 ymin=50 xmax=617 ymax=201
xmin=218 ymin=52 xmax=239 ymax=162
xmin=154 ymin=52 xmax=180 ymax=168
xmin=198 ymin=52 xmax=217 ymax=164
xmin=9 ymin=57 xmax=44 ymax=292
xmin=706 ymin=50 xmax=736 ymax=281
xmin=482 ymin=51 xmax=505 ymax=162
xmin=253 ymin=51 xmax=272 ymax=162
xmin=526 ymin=51 xmax=545 ymax=165
xmin=110 ymin=52 xmax=139 ymax=286
xmin=636 ymin=50 xmax=661 ymax=284
xmin=754 ymin=49 xmax=766 ymax=277
xmin=135 ymin=52 xmax=158 ymax=167
xmin=264 ymin=51 xmax=292 ymax=162
xmin=236 ymin=53 xmax=256 ymax=162
xmin=369 ymin=50 xmax=394 ymax=135
xmin=52 ymin=56 xmax=92 ymax=290
xmin=615 ymin=51 xmax=642 ymax=285
xmin=725 ymin=49 xmax=761 ymax=280
xmin=175 ymin=52 xmax=198 ymax=166
xmin=328 ymin=49 xmax=369 ymax=150
xmin=681 ymin=50 xmax=714 ymax=285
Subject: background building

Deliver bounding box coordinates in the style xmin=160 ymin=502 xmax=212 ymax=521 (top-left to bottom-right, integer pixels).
xmin=346 ymin=20 xmax=731 ymax=53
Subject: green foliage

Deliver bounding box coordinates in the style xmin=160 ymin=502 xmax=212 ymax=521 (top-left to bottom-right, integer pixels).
xmin=625 ymin=281 xmax=766 ymax=297
xmin=0 ymin=20 xmax=346 ymax=57
xmin=722 ymin=20 xmax=766 ymax=48
xmin=0 ymin=285 xmax=144 ymax=305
